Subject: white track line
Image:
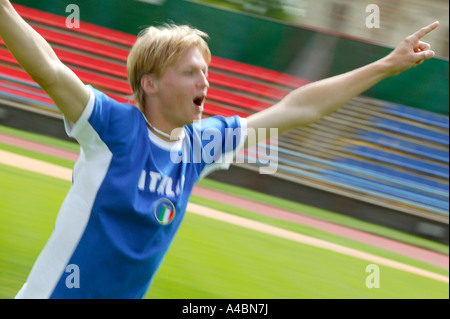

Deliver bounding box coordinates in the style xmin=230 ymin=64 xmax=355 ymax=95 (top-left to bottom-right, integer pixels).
xmin=0 ymin=149 xmax=448 ymax=284
xmin=189 ymin=203 xmax=448 ymax=283
xmin=0 ymin=150 xmax=72 ymax=180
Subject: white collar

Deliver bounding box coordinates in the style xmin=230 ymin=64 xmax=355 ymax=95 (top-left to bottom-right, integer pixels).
xmin=147 ymin=126 xmax=183 ymax=152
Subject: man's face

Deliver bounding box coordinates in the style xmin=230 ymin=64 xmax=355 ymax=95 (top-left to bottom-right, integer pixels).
xmin=155 ymin=46 xmax=209 ymax=128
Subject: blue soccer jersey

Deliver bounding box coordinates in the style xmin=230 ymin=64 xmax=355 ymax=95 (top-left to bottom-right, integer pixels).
xmin=16 ymin=86 xmax=246 ymax=299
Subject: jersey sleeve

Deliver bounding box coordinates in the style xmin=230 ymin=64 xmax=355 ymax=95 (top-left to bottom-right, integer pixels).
xmin=187 ymin=115 xmax=247 ymax=179
xmin=63 ymin=85 xmax=144 ymax=157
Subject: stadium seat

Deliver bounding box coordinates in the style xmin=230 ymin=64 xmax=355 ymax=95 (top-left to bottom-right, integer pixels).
xmin=379 ymin=103 xmax=449 ymax=129
xmin=358 ymin=130 xmax=449 ymax=163
xmin=371 ymin=116 xmax=449 ymax=146
xmin=335 ymin=157 xmax=449 ymax=192
xmin=347 ymin=145 xmax=449 ymax=178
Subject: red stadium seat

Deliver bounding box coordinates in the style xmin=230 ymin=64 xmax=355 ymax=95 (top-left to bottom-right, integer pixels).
xmin=13 ymin=4 xmax=136 ymax=47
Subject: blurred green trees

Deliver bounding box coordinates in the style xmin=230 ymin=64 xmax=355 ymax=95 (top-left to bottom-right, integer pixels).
xmin=193 ymin=0 xmax=304 ymax=22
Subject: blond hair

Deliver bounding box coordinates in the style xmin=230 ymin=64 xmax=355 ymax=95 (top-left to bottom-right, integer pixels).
xmin=127 ymin=24 xmax=211 ymax=111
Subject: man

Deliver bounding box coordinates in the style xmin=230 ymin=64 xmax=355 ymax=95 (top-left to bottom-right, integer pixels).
xmin=0 ymin=0 xmax=439 ymax=298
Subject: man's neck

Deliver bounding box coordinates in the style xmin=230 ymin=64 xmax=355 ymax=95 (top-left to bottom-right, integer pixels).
xmin=143 ymin=115 xmax=185 ymax=142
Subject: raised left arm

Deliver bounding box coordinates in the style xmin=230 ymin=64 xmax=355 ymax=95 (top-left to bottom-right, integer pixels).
xmin=245 ymin=21 xmax=439 ymax=146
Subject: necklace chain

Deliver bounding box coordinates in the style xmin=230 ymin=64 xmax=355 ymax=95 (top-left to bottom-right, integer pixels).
xmin=143 ymin=116 xmax=184 ymax=141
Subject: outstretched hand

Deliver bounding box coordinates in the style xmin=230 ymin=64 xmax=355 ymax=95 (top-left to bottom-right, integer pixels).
xmin=385 ymin=21 xmax=439 ymax=76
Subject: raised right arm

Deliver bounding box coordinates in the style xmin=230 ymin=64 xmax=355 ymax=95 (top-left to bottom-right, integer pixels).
xmin=0 ymin=0 xmax=89 ymax=123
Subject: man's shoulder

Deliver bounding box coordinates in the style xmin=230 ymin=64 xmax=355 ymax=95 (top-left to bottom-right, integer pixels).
xmin=90 ymin=86 xmax=136 ymax=110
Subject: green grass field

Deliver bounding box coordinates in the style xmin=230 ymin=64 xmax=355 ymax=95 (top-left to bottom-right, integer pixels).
xmin=0 ymin=125 xmax=448 ymax=298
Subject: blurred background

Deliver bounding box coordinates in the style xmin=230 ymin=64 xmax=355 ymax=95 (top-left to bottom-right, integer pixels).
xmin=193 ymin=0 xmax=449 ymax=58
xmin=1 ymin=0 xmax=448 ymax=241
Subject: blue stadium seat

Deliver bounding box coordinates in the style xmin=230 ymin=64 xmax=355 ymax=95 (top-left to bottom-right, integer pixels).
xmin=239 ymin=151 xmax=449 ymax=215
xmin=322 ymin=169 xmax=448 ymax=210
xmin=371 ymin=116 xmax=449 ymax=146
xmin=358 ymin=130 xmax=449 ymax=163
xmin=379 ymin=103 xmax=449 ymax=129
xmin=347 ymin=145 xmax=449 ymax=178
xmin=335 ymin=157 xmax=449 ymax=192
xmin=275 ymin=146 xmax=448 ymax=193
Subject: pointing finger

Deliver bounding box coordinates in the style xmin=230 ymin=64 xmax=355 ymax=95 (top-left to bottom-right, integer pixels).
xmin=411 ymin=21 xmax=439 ymax=41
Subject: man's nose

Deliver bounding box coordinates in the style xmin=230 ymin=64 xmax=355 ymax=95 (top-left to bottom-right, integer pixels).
xmin=200 ymin=72 xmax=209 ymax=89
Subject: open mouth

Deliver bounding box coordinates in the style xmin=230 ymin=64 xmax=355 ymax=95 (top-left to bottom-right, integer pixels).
xmin=193 ymin=95 xmax=205 ymax=107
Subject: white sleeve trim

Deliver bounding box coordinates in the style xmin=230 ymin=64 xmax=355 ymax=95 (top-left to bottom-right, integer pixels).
xmin=64 ymin=86 xmax=95 ymax=140
xmin=237 ymin=117 xmax=247 ymax=151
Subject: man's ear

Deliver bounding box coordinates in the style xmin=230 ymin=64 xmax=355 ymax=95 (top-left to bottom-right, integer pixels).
xmin=141 ymin=73 xmax=158 ymax=95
